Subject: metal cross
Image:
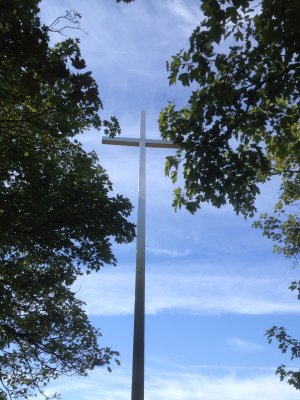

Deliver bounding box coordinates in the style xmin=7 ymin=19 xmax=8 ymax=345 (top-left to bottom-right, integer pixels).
xmin=102 ymin=111 xmax=176 ymax=400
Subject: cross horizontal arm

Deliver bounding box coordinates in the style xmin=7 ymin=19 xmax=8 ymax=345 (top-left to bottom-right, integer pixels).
xmin=145 ymin=139 xmax=177 ymax=149
xmin=102 ymin=137 xmax=140 ymax=146
xmin=102 ymin=136 xmax=178 ymax=149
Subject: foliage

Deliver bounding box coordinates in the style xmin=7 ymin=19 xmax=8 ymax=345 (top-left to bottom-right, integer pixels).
xmin=159 ymin=0 xmax=300 ymax=390
xmin=0 ymin=1 xmax=135 ymax=399
xmin=253 ymin=201 xmax=300 ymax=265
xmin=159 ymin=0 xmax=300 ymax=216
xmin=266 ymin=281 xmax=300 ymax=389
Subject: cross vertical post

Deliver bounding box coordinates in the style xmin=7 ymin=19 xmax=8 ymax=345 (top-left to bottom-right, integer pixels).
xmin=131 ymin=110 xmax=146 ymax=400
xmin=102 ymin=111 xmax=177 ymax=400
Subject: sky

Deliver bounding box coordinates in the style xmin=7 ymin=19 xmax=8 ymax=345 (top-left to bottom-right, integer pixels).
xmin=39 ymin=1 xmax=300 ymax=399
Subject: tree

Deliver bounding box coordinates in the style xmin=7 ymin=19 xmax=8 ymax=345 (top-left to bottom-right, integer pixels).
xmin=0 ymin=1 xmax=135 ymax=399
xmin=159 ymin=0 xmax=300 ymax=389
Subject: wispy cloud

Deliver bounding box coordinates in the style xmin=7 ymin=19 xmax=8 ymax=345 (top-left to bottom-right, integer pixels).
xmin=226 ymin=337 xmax=265 ymax=351
xmin=44 ymin=365 xmax=300 ymax=400
xmin=146 ymin=243 xmax=190 ymax=257
xmin=145 ymin=371 xmax=298 ymax=400
xmin=74 ymin=266 xmax=299 ymax=316
xmin=147 ymin=247 xmax=189 ymax=257
xmin=165 ymin=0 xmax=200 ymax=25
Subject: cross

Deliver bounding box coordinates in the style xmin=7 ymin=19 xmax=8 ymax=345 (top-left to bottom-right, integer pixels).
xmin=102 ymin=111 xmax=177 ymax=400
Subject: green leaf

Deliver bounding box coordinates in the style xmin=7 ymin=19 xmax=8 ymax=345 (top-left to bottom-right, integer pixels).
xmin=0 ymin=3 xmax=135 ymax=399
xmin=178 ymin=73 xmax=190 ymax=87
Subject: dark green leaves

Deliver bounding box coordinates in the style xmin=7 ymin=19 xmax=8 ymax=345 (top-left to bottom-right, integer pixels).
xmin=160 ymin=0 xmax=300 ymax=218
xmin=0 ymin=2 xmax=135 ymax=399
xmin=178 ymin=73 xmax=190 ymax=86
xmin=266 ymin=322 xmax=300 ymax=389
xmin=160 ymin=0 xmax=300 ymax=391
xmin=71 ymin=55 xmax=86 ymax=69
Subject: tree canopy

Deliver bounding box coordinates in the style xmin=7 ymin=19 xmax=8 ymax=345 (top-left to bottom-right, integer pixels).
xmin=159 ymin=0 xmax=300 ymax=390
xmin=160 ymin=0 xmax=299 ymax=216
xmin=0 ymin=1 xmax=135 ymax=399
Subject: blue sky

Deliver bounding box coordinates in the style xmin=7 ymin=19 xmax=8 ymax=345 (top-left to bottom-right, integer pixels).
xmin=40 ymin=1 xmax=299 ymax=399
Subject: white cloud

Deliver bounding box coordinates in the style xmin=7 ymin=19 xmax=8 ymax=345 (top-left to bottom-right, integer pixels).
xmin=145 ymin=371 xmax=298 ymax=400
xmin=163 ymin=0 xmax=201 ymax=33
xmin=74 ymin=266 xmax=299 ymax=316
xmin=146 ymin=241 xmax=190 ymax=257
xmin=226 ymin=337 xmax=265 ymax=351
xmin=147 ymin=247 xmax=189 ymax=257
xmin=44 ymin=365 xmax=300 ymax=400
xmin=74 ymin=269 xmax=135 ymax=316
